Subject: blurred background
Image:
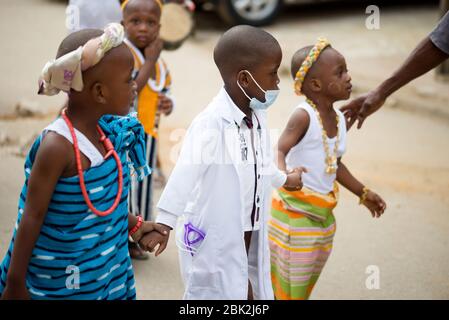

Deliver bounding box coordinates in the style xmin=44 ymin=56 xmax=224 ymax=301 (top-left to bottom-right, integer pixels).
xmin=0 ymin=0 xmax=448 ymax=299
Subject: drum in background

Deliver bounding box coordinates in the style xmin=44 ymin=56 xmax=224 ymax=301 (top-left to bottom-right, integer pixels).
xmin=160 ymin=2 xmax=194 ymax=51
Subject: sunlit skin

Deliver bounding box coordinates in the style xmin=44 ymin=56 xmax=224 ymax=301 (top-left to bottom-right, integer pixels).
xmin=122 ymin=0 xmax=173 ymax=116
xmin=276 ymin=45 xmax=386 ymax=219
xmin=231 ymin=48 xmax=282 ymax=119
xmin=122 ymin=0 xmax=161 ymax=50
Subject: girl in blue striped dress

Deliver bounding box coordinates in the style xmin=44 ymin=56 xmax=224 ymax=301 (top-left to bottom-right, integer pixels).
xmin=0 ymin=24 xmax=169 ymax=300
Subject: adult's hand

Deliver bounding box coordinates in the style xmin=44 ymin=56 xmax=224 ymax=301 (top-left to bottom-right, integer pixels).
xmin=340 ymin=89 xmax=386 ymax=130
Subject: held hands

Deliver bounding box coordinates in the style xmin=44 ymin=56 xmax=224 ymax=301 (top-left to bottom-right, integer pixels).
xmin=158 ymin=94 xmax=174 ymax=116
xmin=130 ymin=220 xmax=168 ymax=248
xmin=2 ymin=220 xmax=169 ymax=300
xmin=340 ymin=89 xmax=386 ymax=130
xmin=283 ymin=167 xmax=308 ymax=192
xmin=131 ymin=220 xmax=170 ymax=257
xmin=138 ymin=224 xmax=171 ymax=257
xmin=361 ymin=190 xmax=386 ymax=218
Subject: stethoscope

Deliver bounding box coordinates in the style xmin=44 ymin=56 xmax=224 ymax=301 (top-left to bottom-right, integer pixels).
xmin=234 ymin=113 xmax=262 ymax=162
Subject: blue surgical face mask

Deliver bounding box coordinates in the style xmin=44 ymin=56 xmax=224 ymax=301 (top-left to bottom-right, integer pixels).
xmin=237 ymin=70 xmax=280 ymax=110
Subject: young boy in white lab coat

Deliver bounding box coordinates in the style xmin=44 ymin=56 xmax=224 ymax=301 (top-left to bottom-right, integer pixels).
xmin=139 ymin=25 xmax=304 ymax=300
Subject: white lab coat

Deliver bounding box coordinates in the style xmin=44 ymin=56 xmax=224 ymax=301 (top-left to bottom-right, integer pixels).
xmin=156 ymin=87 xmax=286 ymax=300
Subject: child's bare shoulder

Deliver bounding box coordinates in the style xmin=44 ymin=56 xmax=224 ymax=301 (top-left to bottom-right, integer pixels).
xmin=35 ymin=132 xmax=72 ymax=172
xmin=40 ymin=131 xmax=72 ymax=152
xmin=286 ymin=106 xmax=310 ymax=132
xmin=291 ymin=106 xmax=310 ymax=122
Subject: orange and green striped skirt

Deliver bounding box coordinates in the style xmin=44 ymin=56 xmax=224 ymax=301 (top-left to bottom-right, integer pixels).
xmin=269 ymin=184 xmax=338 ymax=300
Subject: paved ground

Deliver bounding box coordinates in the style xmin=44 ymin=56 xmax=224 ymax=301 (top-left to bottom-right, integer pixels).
xmin=0 ymin=0 xmax=448 ymax=299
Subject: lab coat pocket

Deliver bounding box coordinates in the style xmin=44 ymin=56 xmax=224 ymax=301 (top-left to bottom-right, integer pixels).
xmin=184 ymin=271 xmax=221 ymax=299
xmin=184 ymin=233 xmax=221 ymax=296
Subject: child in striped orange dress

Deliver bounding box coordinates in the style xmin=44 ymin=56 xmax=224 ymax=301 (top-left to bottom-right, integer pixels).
xmin=269 ymin=38 xmax=386 ymax=300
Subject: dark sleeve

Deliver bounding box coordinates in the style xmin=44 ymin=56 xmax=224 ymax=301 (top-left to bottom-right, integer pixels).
xmin=429 ymin=11 xmax=449 ymax=55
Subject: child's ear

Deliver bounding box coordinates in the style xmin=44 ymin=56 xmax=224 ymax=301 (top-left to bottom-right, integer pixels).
xmin=310 ymin=78 xmax=322 ymax=92
xmin=237 ymin=71 xmax=250 ymax=88
xmin=91 ymin=82 xmax=108 ymax=104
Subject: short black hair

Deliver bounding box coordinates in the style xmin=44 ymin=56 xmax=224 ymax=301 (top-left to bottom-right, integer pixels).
xmin=213 ymin=25 xmax=281 ymax=81
xmin=122 ymin=0 xmax=161 ymax=18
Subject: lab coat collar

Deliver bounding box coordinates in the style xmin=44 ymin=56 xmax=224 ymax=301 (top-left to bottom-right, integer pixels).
xmin=217 ymin=87 xmax=260 ymax=127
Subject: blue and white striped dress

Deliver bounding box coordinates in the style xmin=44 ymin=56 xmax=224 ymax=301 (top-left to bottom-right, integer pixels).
xmin=0 ymin=115 xmax=150 ymax=300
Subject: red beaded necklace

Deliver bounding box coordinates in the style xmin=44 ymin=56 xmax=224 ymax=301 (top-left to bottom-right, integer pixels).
xmin=61 ymin=109 xmax=123 ymax=217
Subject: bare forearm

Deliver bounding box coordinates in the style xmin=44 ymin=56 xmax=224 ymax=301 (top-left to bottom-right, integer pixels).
xmin=276 ymin=149 xmax=287 ymax=172
xmin=376 ymin=37 xmax=448 ymax=98
xmin=6 ymin=213 xmax=46 ymax=285
xmin=128 ymin=213 xmax=139 ymax=231
xmin=135 ymin=60 xmax=156 ymax=93
xmin=336 ymin=162 xmax=365 ymax=198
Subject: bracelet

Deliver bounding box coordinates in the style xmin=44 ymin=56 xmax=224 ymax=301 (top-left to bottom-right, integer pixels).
xmin=359 ymin=187 xmax=370 ymax=205
xmin=283 ymin=170 xmax=302 ymax=190
xmin=129 ymin=215 xmax=143 ymax=237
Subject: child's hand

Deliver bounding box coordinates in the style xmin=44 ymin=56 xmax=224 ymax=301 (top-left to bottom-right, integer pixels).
xmin=362 ymin=191 xmax=386 ymax=218
xmin=283 ymin=167 xmax=307 ymax=191
xmin=1 ymin=283 xmax=30 ymax=300
xmin=144 ymin=38 xmax=163 ymax=62
xmin=130 ymin=220 xmax=168 ymax=244
xmin=139 ymin=224 xmax=171 ymax=256
xmin=158 ymin=94 xmax=174 ymax=116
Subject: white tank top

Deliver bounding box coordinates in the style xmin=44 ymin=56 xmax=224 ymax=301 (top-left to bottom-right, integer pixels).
xmin=43 ymin=118 xmax=105 ymax=167
xmin=285 ymin=100 xmax=347 ymax=194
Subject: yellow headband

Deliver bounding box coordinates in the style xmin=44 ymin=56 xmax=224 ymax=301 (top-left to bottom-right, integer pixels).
xmin=121 ymin=0 xmax=163 ymax=11
xmin=294 ymin=37 xmax=330 ymax=96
